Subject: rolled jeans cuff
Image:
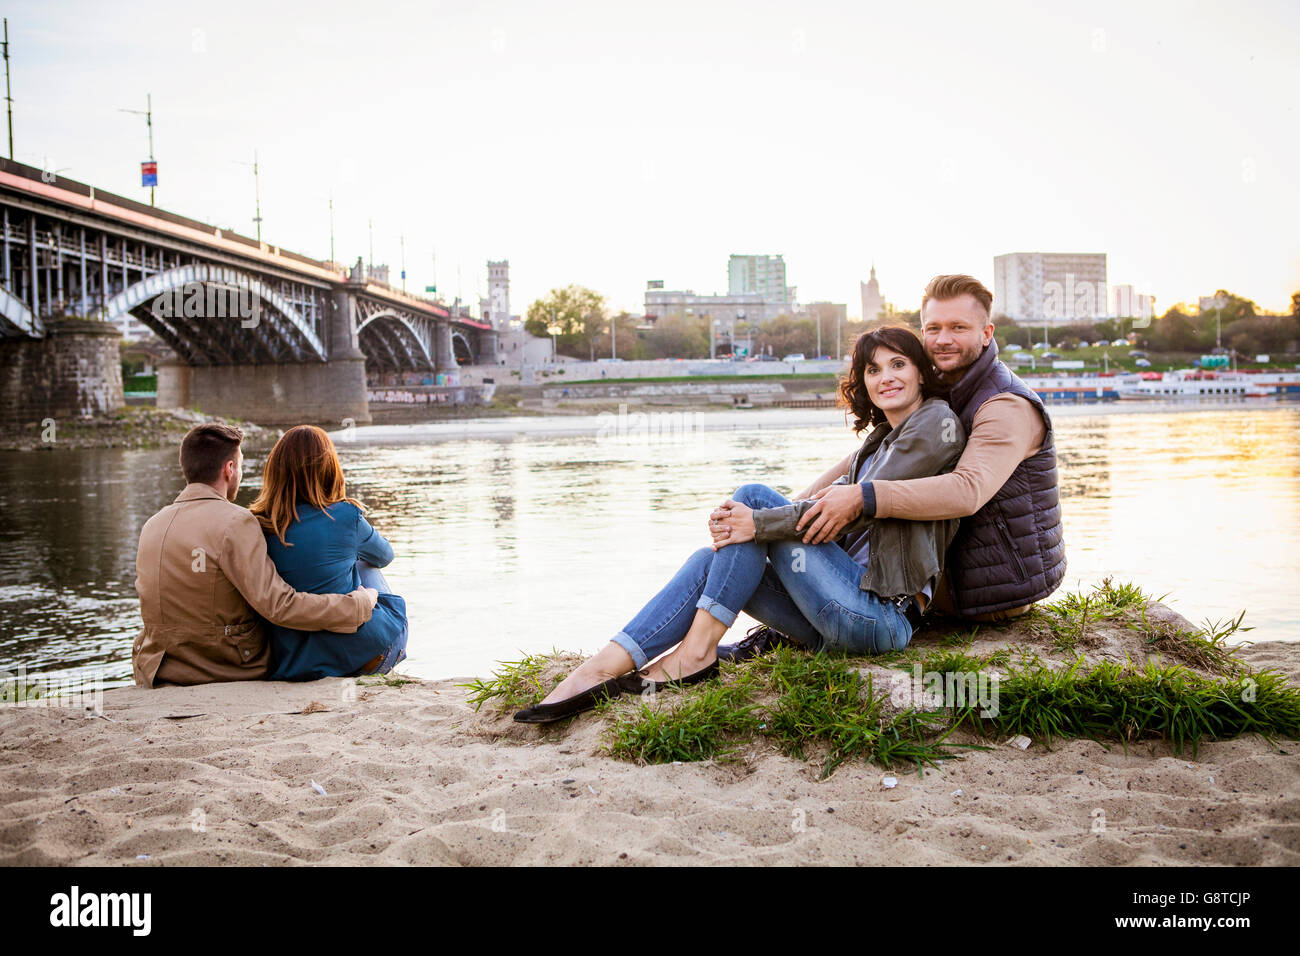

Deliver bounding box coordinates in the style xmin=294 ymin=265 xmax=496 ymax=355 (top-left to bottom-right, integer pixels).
xmin=696 ymin=594 xmax=738 ymax=628
xmin=611 ymin=631 xmax=649 ymax=670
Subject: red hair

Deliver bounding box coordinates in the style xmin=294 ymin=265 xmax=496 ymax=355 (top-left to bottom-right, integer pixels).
xmin=249 ymin=425 xmax=363 ymax=545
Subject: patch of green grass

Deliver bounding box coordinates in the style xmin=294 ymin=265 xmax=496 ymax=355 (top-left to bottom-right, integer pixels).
xmin=605 ymin=669 xmax=763 ymax=764
xmin=874 ymin=644 xmax=925 ymax=670
xmin=1132 ymin=605 xmax=1250 ymax=676
xmin=871 ymin=709 xmax=973 ymax=770
xmin=1094 ymin=577 xmax=1153 ymax=611
xmin=918 ymin=648 xmax=990 ymax=675
xmin=1035 ymin=578 xmax=1163 ymax=652
xmin=1049 ymin=576 xmax=1152 ymax=615
xmin=754 ymin=648 xmax=964 ymax=777
xmin=476 ymin=608 xmax=1298 ymax=778
xmin=460 ymin=649 xmax=575 ymax=712
xmin=938 ymin=631 xmax=976 ymax=648
xmin=951 ymin=654 xmax=1300 ymax=758
xmin=600 ymin=649 xmax=965 ymax=777
xmin=758 ymin=651 xmax=870 ymax=764
xmin=981 ymin=647 xmax=1014 ymax=668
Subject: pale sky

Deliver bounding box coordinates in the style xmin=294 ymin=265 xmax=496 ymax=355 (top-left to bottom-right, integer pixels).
xmin=16 ymin=0 xmax=1300 ymax=317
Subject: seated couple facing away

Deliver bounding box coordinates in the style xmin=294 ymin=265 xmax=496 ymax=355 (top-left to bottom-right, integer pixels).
xmin=132 ymin=422 xmax=408 ymax=687
xmin=514 ymin=273 xmax=1065 ymax=723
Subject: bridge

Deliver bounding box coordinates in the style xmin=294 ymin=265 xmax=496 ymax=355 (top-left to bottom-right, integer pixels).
xmin=0 ymin=157 xmax=498 ymax=426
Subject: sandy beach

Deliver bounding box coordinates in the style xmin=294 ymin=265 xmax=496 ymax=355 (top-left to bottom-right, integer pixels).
xmin=2 ymin=601 xmax=1297 ymax=867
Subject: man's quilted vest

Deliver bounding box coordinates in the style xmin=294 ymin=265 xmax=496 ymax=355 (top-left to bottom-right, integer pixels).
xmin=944 ymin=340 xmax=1066 ymax=616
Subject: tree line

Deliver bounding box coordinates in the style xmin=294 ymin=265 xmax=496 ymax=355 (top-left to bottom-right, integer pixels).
xmin=526 ymin=285 xmax=1300 ymax=361
xmin=995 ymin=291 xmax=1300 ymax=356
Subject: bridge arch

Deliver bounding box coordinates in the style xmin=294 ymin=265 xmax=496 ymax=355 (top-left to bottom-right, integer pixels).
xmin=357 ymin=310 xmax=435 ymax=371
xmin=450 ymin=329 xmax=474 ymax=365
xmin=105 ymin=263 xmax=327 ymax=365
xmin=0 ymin=284 xmax=43 ymax=338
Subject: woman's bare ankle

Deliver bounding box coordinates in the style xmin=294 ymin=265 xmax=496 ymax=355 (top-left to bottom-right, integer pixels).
xmin=539 ymin=650 xmax=632 ymax=704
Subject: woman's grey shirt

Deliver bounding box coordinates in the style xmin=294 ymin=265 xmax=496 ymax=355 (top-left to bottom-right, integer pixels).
xmin=750 ymin=397 xmax=966 ymax=600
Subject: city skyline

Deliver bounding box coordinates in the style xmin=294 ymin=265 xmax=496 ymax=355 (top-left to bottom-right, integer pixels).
xmin=11 ymin=0 xmax=1299 ymax=317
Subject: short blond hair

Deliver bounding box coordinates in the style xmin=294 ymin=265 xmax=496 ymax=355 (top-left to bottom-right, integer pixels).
xmin=921 ymin=274 xmax=993 ymax=319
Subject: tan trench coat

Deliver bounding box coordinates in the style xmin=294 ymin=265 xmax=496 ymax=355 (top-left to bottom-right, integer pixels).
xmin=133 ymin=483 xmax=374 ymax=687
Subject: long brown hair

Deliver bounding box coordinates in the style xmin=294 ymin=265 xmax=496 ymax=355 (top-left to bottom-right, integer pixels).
xmin=249 ymin=425 xmax=364 ymax=545
xmin=838 ymin=325 xmax=949 ymax=433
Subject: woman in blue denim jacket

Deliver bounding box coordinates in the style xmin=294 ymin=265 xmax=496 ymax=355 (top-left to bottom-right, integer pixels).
xmin=514 ymin=325 xmax=965 ymax=723
xmin=249 ymin=425 xmax=408 ymax=681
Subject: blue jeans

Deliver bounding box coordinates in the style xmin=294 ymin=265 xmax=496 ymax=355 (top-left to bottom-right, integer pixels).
xmin=609 ymin=484 xmax=913 ymax=669
xmin=357 ymin=561 xmax=408 ymax=673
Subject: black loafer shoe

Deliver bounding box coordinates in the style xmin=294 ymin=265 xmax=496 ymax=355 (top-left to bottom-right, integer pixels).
xmin=618 ymin=659 xmax=719 ymax=695
xmin=512 ymin=675 xmax=625 ymax=724
xmin=716 ymin=625 xmax=798 ymax=663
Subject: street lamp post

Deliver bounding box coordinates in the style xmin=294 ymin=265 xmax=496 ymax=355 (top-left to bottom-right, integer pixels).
xmin=233 ymin=150 xmax=262 ymax=242
xmin=4 ymin=18 xmax=14 ymax=160
xmin=118 ymin=93 xmax=155 ymax=206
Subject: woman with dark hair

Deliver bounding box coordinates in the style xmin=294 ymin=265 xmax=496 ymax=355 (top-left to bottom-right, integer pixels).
xmin=514 ymin=325 xmax=966 ymax=723
xmin=249 ymin=425 xmax=409 ymax=680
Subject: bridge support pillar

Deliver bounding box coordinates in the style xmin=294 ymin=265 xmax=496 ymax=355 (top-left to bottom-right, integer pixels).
xmin=157 ymin=358 xmax=372 ymax=427
xmin=0 ymin=318 xmax=124 ymax=429
xmin=330 ymin=288 xmax=366 ymax=360
xmin=434 ymin=320 xmax=456 ymax=372
xmin=476 ymin=329 xmax=500 ymax=365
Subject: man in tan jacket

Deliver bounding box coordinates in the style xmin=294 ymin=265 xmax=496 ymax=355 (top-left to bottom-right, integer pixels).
xmin=133 ymin=422 xmax=378 ymax=687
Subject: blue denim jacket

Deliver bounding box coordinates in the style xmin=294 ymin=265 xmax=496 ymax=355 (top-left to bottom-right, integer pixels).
xmin=263 ymin=501 xmax=408 ymax=680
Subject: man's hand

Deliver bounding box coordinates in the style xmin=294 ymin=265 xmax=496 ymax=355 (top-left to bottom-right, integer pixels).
xmin=795 ymin=483 xmax=864 ymax=544
xmin=709 ymin=499 xmax=755 ymax=550
xmin=356 ymin=586 xmax=379 ymax=611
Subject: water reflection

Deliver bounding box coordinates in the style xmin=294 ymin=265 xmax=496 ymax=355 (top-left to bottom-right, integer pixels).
xmin=0 ymin=402 xmax=1296 ymax=687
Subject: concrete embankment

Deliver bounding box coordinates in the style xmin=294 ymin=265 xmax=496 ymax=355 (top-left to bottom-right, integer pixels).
xmin=527 ymin=377 xmax=840 ymax=411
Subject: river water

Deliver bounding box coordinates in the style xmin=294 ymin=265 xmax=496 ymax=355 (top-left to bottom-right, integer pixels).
xmin=1 ymin=400 xmax=1297 ymax=689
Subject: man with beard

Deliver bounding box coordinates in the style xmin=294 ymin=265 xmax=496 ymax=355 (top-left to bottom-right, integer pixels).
xmin=132 ymin=422 xmax=378 ymax=686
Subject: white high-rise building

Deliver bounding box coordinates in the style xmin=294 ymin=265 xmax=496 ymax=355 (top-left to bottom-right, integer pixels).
xmin=1112 ymin=284 xmax=1156 ymax=320
xmin=728 ymin=254 xmax=790 ymax=304
xmin=994 ymin=252 xmax=1108 ymax=325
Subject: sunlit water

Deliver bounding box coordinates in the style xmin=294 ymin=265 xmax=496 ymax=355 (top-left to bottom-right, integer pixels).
xmin=1 ymin=400 xmax=1297 ymax=690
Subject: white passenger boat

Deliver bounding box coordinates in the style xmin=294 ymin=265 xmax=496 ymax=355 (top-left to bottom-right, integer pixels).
xmin=1114 ymin=369 xmax=1276 ymax=400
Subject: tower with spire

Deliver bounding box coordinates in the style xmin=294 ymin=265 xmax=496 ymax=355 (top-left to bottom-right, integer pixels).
xmin=860 ymin=262 xmax=884 ymax=323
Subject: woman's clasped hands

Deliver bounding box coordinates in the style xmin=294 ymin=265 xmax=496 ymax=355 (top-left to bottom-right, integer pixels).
xmin=708 ymin=499 xmax=754 ymax=550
